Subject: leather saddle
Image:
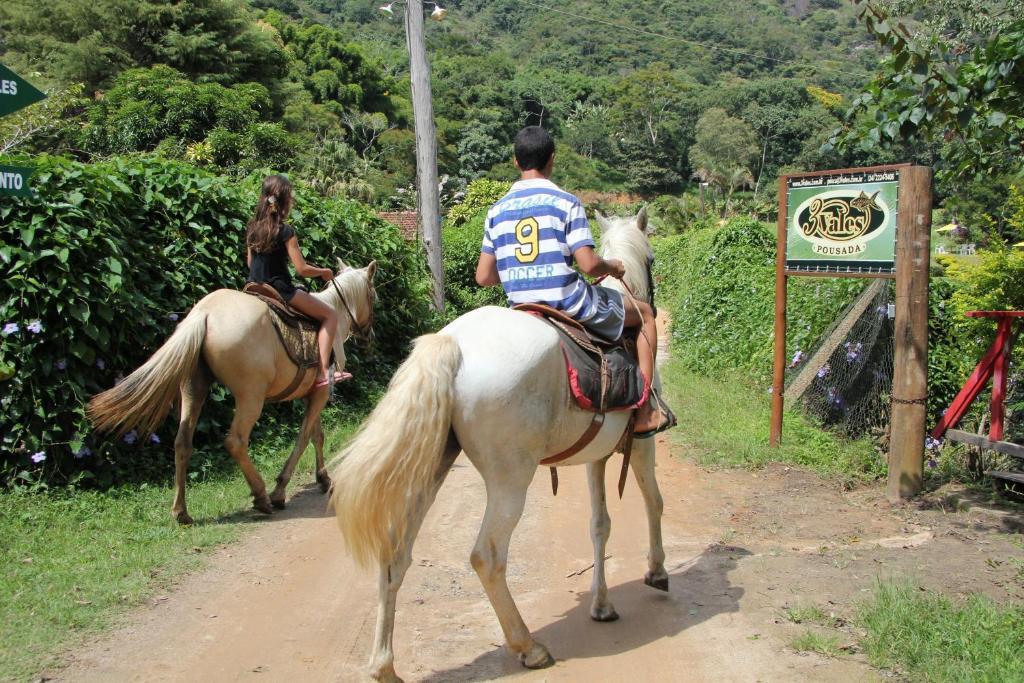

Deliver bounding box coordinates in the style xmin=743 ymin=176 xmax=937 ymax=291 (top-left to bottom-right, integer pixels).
xmin=243 ymin=282 xmax=316 ymax=326
xmin=512 ymin=302 xmax=648 ymax=499
xmin=513 ymin=303 xmax=648 ymax=414
xmin=242 ymin=283 xmax=322 ymax=401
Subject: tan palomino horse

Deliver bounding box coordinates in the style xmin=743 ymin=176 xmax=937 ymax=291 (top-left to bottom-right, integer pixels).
xmin=89 ymin=260 xmax=376 ymax=524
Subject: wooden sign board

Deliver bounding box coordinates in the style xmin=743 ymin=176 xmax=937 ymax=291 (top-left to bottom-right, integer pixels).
xmin=785 ymin=168 xmax=900 ymax=276
xmin=771 ymin=164 xmax=932 ymax=501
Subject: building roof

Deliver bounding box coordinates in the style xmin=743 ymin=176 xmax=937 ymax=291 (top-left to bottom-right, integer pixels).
xmin=377 ymin=211 xmax=420 ymax=241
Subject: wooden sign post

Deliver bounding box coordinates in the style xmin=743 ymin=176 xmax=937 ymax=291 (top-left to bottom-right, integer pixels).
xmin=770 ymin=164 xmax=931 ymax=501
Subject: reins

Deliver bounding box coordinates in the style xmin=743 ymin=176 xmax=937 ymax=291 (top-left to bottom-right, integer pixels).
xmin=330 ymin=275 xmax=375 ymax=341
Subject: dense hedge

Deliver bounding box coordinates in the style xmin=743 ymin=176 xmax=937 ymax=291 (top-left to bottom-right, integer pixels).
xmin=652 ymin=218 xmax=1024 ymax=435
xmin=0 ymin=155 xmax=434 ymax=486
xmin=653 ymin=218 xmax=866 ymax=384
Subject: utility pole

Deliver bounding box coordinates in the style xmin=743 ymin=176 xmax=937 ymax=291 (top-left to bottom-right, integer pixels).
xmin=404 ymin=0 xmax=444 ymax=311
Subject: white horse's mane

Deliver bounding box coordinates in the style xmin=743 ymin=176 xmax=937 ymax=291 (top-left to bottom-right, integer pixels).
xmin=597 ymin=215 xmax=653 ymax=303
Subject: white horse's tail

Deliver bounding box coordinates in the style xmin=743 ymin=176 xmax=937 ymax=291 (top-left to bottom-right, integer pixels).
xmin=88 ymin=311 xmax=208 ymax=436
xmin=330 ymin=333 xmax=461 ymax=568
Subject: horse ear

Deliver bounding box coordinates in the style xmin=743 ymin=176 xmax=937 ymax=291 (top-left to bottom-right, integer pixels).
xmin=636 ymin=206 xmax=650 ymax=235
xmin=336 ymin=257 xmax=347 ymax=273
xmin=593 ymin=210 xmax=611 ymax=232
xmin=365 ymin=260 xmax=377 ymax=281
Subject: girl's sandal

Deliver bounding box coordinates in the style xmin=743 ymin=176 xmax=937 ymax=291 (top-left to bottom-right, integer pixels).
xmin=313 ymin=370 xmax=353 ymax=389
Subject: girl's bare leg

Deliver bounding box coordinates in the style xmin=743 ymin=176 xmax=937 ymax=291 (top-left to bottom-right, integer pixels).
xmin=289 ymin=290 xmax=338 ymax=382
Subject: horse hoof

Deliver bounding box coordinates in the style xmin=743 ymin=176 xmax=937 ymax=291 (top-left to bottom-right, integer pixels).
xmin=253 ymin=496 xmax=274 ymax=515
xmin=644 ymin=572 xmax=670 ymax=592
xmin=316 ymin=472 xmax=332 ymax=493
xmin=519 ymin=642 xmax=554 ymax=669
xmin=369 ymin=662 xmax=403 ymax=682
xmin=590 ymin=604 xmax=620 ymax=622
xmin=174 ymin=512 xmax=194 ymax=526
xmin=271 ymin=498 xmax=286 ymax=510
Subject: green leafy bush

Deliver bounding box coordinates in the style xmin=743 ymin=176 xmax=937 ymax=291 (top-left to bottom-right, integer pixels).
xmin=0 ymin=155 xmax=433 ymax=487
xmin=653 ymin=218 xmax=865 ymax=383
xmin=442 ymin=208 xmax=506 ymax=320
xmin=444 ymin=179 xmax=510 ymax=229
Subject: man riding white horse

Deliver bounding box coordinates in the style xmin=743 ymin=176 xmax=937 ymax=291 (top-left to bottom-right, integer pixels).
xmin=475 ymin=126 xmax=675 ymax=436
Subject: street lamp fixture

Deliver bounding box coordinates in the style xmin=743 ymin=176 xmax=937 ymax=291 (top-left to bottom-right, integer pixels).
xmin=378 ymin=2 xmax=448 ymax=21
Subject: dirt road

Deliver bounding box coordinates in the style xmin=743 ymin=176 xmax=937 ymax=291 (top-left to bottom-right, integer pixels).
xmin=52 ymin=311 xmax=1024 ymax=681
xmin=52 ymin=437 xmax=864 ymax=682
xmin=54 ymin=435 xmax=1024 ymax=682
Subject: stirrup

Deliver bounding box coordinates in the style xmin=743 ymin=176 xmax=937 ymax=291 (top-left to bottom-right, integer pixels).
xmin=634 ymin=390 xmax=677 ymax=439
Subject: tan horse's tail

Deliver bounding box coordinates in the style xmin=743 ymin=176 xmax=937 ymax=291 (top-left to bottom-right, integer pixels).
xmin=88 ymin=311 xmax=208 ymax=436
xmin=330 ymin=333 xmax=461 ymax=568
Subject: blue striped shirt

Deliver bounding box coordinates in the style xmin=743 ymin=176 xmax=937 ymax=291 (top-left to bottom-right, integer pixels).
xmin=482 ymin=179 xmax=597 ymax=320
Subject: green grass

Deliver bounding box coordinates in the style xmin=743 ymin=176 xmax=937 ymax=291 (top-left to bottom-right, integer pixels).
xmin=784 ymin=604 xmax=841 ymax=628
xmin=660 ymin=359 xmax=885 ymax=483
xmin=791 ymin=629 xmax=844 ymax=657
xmin=858 ymin=581 xmax=1024 ymax=682
xmin=0 ymin=416 xmax=359 ymax=681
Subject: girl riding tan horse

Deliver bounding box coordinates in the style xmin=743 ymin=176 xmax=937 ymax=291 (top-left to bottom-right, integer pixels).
xmin=89 ymin=259 xmax=376 ymax=524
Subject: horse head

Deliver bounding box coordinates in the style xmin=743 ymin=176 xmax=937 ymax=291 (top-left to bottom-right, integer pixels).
xmin=330 ymin=258 xmax=377 ymax=343
xmin=594 ymin=207 xmax=655 ymax=303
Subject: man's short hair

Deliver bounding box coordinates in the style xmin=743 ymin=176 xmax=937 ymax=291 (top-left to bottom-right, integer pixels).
xmin=514 ymin=127 xmax=555 ymax=171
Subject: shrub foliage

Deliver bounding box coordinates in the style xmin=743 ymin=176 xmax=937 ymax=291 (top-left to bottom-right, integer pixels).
xmin=0 ymin=155 xmax=433 ymax=486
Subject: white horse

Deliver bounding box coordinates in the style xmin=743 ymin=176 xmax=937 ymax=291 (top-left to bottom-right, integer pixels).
xmin=330 ymin=210 xmax=667 ymax=682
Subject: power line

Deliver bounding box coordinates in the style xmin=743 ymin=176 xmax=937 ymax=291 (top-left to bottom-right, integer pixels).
xmin=514 ymin=0 xmax=865 ymax=78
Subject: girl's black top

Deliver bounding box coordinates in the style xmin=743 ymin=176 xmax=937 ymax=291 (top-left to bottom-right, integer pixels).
xmin=247 ymin=224 xmax=298 ymax=301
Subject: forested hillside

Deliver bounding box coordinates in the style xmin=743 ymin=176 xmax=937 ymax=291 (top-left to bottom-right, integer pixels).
xmin=0 ymin=0 xmax=890 ymax=202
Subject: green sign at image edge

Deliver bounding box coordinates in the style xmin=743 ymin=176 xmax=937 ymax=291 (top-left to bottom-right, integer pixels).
xmin=0 ymin=165 xmax=35 ymax=197
xmin=0 ymin=62 xmax=46 ymax=118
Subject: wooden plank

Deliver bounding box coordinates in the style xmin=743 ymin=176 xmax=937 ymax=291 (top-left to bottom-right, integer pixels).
xmin=784 ymin=163 xmax=911 ymax=181
xmin=989 ymin=471 xmax=1024 ymax=486
xmin=770 ymin=176 xmax=788 ymax=447
xmin=785 ymin=280 xmax=887 ymax=401
xmin=784 ymin=270 xmax=896 ymax=280
xmin=888 ymin=166 xmax=932 ymax=501
xmin=946 ymin=429 xmax=1024 ymax=460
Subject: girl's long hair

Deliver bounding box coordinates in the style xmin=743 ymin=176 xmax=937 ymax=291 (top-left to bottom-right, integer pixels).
xmin=246 ymin=175 xmax=293 ymax=253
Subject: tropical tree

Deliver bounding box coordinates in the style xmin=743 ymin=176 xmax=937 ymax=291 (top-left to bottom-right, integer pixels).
xmin=689 ymin=108 xmax=758 ymax=215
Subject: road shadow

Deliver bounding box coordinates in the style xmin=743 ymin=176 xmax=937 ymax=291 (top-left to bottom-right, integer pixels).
xmin=201 ymin=481 xmax=335 ymax=526
xmin=418 ymin=544 xmax=751 ymax=682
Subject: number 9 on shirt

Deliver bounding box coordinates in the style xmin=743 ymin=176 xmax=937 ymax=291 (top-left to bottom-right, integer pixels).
xmin=514 ymin=217 xmax=540 ymax=263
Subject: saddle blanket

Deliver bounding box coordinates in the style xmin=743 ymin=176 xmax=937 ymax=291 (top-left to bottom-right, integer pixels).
xmin=247 ymin=291 xmax=320 ymax=371
xmin=553 ymin=324 xmax=648 ymax=413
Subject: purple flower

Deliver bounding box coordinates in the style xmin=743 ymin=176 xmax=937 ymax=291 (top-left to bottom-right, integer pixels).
xmin=123 ymin=430 xmax=138 ymax=445
xmin=30 ymin=451 xmax=46 ymax=463
xmin=168 ymin=313 xmax=179 ymax=322
xmin=96 ymin=358 xmax=106 ymax=370
xmin=26 ymin=320 xmax=42 ymax=334
xmin=55 ymin=358 xmax=67 ymax=370
xmin=817 ymin=364 xmax=830 ymax=378
xmin=927 ymin=457 xmax=938 ymax=469
xmin=74 ymin=446 xmax=92 ymax=459
xmin=790 ymin=350 xmax=804 ymax=367
xmin=2 ymin=322 xmax=19 ymax=336
xmin=150 ymin=433 xmax=161 ymax=444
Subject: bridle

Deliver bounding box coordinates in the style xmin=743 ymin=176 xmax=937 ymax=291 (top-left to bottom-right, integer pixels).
xmin=330 ymin=273 xmax=376 ymax=342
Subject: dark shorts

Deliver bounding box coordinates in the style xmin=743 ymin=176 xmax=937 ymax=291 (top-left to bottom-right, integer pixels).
xmin=579 ymin=286 xmax=626 ymax=342
xmin=251 ymin=276 xmax=299 ymax=303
